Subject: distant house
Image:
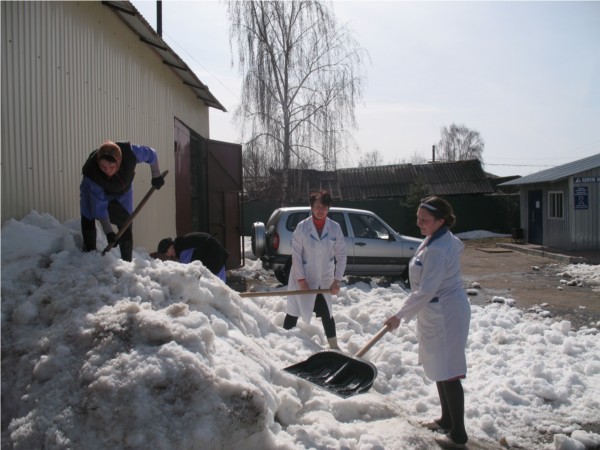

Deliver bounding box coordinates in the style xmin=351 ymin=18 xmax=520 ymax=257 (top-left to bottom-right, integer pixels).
xmin=252 ymin=159 xmax=494 ymax=202
xmin=499 ymin=154 xmax=600 ymax=251
xmin=1 ymin=1 xmax=243 ymax=266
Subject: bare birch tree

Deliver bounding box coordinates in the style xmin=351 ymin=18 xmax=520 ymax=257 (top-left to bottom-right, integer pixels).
xmin=437 ymin=123 xmax=485 ymax=162
xmin=357 ymin=150 xmax=385 ymax=168
xmin=227 ymin=1 xmax=368 ymax=203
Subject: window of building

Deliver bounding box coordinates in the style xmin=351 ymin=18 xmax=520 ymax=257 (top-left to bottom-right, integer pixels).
xmin=548 ymin=191 xmax=564 ymax=219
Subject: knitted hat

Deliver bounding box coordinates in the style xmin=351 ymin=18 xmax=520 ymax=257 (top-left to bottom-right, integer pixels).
xmin=157 ymin=237 xmax=173 ymax=254
xmin=96 ymin=141 xmax=122 ymax=170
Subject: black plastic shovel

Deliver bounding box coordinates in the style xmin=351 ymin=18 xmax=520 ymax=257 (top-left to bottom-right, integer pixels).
xmin=284 ymin=325 xmax=390 ymax=398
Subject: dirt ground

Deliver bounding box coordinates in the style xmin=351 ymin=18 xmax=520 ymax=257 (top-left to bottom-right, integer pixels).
xmin=460 ymin=238 xmax=600 ymax=330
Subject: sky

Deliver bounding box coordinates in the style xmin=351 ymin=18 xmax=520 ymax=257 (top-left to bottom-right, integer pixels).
xmin=130 ymin=0 xmax=600 ymax=178
xmin=2 ymin=211 xmax=600 ymax=449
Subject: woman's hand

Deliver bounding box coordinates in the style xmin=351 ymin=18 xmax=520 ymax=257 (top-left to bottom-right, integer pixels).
xmin=298 ymin=279 xmax=310 ymax=291
xmin=384 ymin=315 xmax=401 ymax=330
xmin=330 ymin=279 xmax=341 ymax=295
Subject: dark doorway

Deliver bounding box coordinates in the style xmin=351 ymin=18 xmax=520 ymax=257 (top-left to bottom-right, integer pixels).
xmin=527 ymin=190 xmax=543 ymax=245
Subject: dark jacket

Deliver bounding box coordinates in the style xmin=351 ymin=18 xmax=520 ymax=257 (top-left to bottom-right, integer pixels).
xmin=174 ymin=232 xmax=228 ymax=274
xmin=81 ymin=142 xmax=137 ymax=195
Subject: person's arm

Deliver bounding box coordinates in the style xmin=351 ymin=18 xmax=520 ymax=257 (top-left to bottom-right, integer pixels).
xmin=331 ymin=222 xmax=347 ymax=294
xmin=82 ymin=177 xmax=113 ymax=237
xmin=131 ymin=144 xmax=164 ymax=189
xmin=290 ymin=222 xmax=309 ymax=289
xmin=394 ymin=245 xmax=447 ymax=322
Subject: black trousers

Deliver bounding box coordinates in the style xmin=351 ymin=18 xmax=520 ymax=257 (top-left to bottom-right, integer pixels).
xmin=283 ymin=294 xmax=336 ymax=338
xmin=436 ymin=380 xmax=468 ymax=444
xmin=81 ymin=200 xmax=133 ymax=261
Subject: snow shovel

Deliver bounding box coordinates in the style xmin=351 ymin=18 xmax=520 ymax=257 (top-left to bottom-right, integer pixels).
xmin=102 ymin=170 xmax=169 ymax=255
xmin=284 ymin=324 xmax=390 ymax=398
xmin=239 ymin=289 xmax=330 ymax=298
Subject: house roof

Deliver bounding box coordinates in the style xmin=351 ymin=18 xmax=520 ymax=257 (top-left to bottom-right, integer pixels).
xmin=337 ymin=159 xmax=494 ymax=200
xmin=103 ymin=1 xmax=227 ymax=112
xmin=499 ymin=153 xmax=600 ymax=186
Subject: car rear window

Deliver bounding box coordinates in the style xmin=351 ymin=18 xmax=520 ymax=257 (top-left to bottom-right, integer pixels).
xmin=286 ymin=212 xmax=310 ymax=231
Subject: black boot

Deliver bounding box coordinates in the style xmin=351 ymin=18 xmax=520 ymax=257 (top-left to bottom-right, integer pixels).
xmin=119 ymin=239 xmax=133 ymax=262
xmin=436 ymin=381 xmax=453 ymax=430
xmin=81 ymin=216 xmax=97 ymax=252
xmin=442 ymin=380 xmax=468 ymax=445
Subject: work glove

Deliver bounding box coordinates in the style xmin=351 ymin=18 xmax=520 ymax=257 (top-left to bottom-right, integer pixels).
xmin=106 ymin=232 xmax=117 ymax=244
xmin=151 ymin=175 xmax=165 ymax=190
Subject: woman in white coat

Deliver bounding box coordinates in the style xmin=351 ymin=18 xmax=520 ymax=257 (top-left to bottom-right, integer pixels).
xmin=384 ymin=196 xmax=471 ymax=449
xmin=284 ymin=190 xmax=347 ymax=350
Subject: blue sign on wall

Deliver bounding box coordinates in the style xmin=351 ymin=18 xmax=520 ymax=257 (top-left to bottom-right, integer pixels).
xmin=574 ymin=186 xmax=589 ymax=210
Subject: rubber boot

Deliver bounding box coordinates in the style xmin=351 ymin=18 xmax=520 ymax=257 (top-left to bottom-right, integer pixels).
xmin=442 ymin=380 xmax=468 ymax=445
xmin=436 ymin=381 xmax=453 ymax=430
xmin=81 ymin=216 xmax=97 ymax=252
xmin=119 ymin=239 xmax=133 ymax=262
xmin=328 ymin=337 xmax=340 ymax=350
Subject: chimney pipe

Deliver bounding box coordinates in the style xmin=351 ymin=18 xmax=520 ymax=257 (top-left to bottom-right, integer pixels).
xmin=432 ymin=144 xmax=436 ymax=162
xmin=157 ymin=1 xmax=162 ymax=37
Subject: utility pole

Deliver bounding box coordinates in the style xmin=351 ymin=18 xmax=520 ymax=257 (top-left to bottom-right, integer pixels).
xmin=156 ymin=1 xmax=162 ymax=37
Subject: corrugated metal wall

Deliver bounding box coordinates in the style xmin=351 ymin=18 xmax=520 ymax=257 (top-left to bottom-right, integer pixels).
xmin=544 ymin=179 xmax=570 ymax=249
xmin=568 ymin=167 xmax=600 ymax=251
xmin=2 ymin=1 xmax=211 ymax=251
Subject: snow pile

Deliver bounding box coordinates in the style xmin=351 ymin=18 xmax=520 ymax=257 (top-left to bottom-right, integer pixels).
xmin=2 ymin=213 xmax=600 ymax=450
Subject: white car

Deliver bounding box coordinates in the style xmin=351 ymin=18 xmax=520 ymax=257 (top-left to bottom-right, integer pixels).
xmin=252 ymin=206 xmax=422 ymax=285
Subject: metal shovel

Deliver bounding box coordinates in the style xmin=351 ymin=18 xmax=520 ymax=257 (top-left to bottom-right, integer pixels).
xmin=284 ymin=325 xmax=390 ymax=398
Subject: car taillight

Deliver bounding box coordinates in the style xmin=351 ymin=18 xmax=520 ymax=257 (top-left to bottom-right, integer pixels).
xmin=272 ymin=232 xmax=280 ymax=250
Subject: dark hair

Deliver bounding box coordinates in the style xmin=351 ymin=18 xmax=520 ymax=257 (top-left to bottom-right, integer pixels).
xmin=420 ymin=196 xmax=456 ymax=228
xmin=309 ymin=190 xmax=332 ymax=207
xmin=157 ymin=237 xmax=173 ymax=254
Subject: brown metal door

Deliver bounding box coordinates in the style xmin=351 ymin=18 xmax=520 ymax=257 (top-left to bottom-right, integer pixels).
xmin=207 ymin=139 xmax=243 ymax=269
xmin=174 ymin=119 xmax=193 ymax=236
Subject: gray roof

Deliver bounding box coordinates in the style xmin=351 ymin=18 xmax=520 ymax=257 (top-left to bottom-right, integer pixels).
xmin=337 ymin=159 xmax=494 ymax=199
xmin=104 ymin=1 xmax=226 ymax=111
xmin=499 ymin=153 xmax=600 ymax=186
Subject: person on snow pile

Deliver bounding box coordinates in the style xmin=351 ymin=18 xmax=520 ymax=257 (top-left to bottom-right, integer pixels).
xmin=384 ymin=196 xmax=471 ymax=449
xmin=80 ymin=140 xmax=164 ymax=261
xmin=152 ymin=232 xmax=228 ymax=282
xmin=284 ymin=190 xmax=347 ymax=350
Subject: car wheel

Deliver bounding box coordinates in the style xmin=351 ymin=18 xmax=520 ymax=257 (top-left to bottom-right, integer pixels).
xmin=275 ymin=259 xmax=291 ymax=285
xmin=251 ymin=222 xmax=266 ymax=257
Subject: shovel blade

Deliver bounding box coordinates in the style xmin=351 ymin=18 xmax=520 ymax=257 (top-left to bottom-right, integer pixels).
xmin=284 ymin=350 xmax=378 ymax=398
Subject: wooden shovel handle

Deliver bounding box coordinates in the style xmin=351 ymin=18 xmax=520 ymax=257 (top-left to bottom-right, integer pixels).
xmin=354 ymin=325 xmax=391 ymax=358
xmin=239 ymin=288 xmax=330 ymax=298
xmin=102 ymin=170 xmax=168 ymax=255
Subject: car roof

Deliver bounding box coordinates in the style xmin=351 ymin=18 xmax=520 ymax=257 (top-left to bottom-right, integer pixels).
xmin=276 ymin=206 xmax=375 ymax=215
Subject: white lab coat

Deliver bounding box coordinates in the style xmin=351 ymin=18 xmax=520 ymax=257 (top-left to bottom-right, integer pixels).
xmin=395 ymin=227 xmax=471 ymax=381
xmin=287 ymin=216 xmax=347 ymax=323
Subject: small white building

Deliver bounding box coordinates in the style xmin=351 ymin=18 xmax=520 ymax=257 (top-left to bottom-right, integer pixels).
xmin=1 ymin=1 xmax=243 ymax=264
xmin=500 ymin=154 xmax=600 ymax=251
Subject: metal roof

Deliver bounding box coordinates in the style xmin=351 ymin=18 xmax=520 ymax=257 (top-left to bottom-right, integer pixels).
xmin=337 ymin=159 xmax=494 ymax=199
xmin=499 ymin=153 xmax=600 ymax=186
xmin=102 ymin=1 xmax=227 ymax=111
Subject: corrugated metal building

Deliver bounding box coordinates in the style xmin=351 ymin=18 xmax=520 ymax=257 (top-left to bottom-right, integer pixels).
xmin=1 ymin=1 xmax=235 ymax=253
xmin=337 ymin=159 xmax=494 ymax=200
xmin=500 ymin=154 xmax=600 ymax=251
xmin=256 ymin=159 xmax=494 ymax=202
